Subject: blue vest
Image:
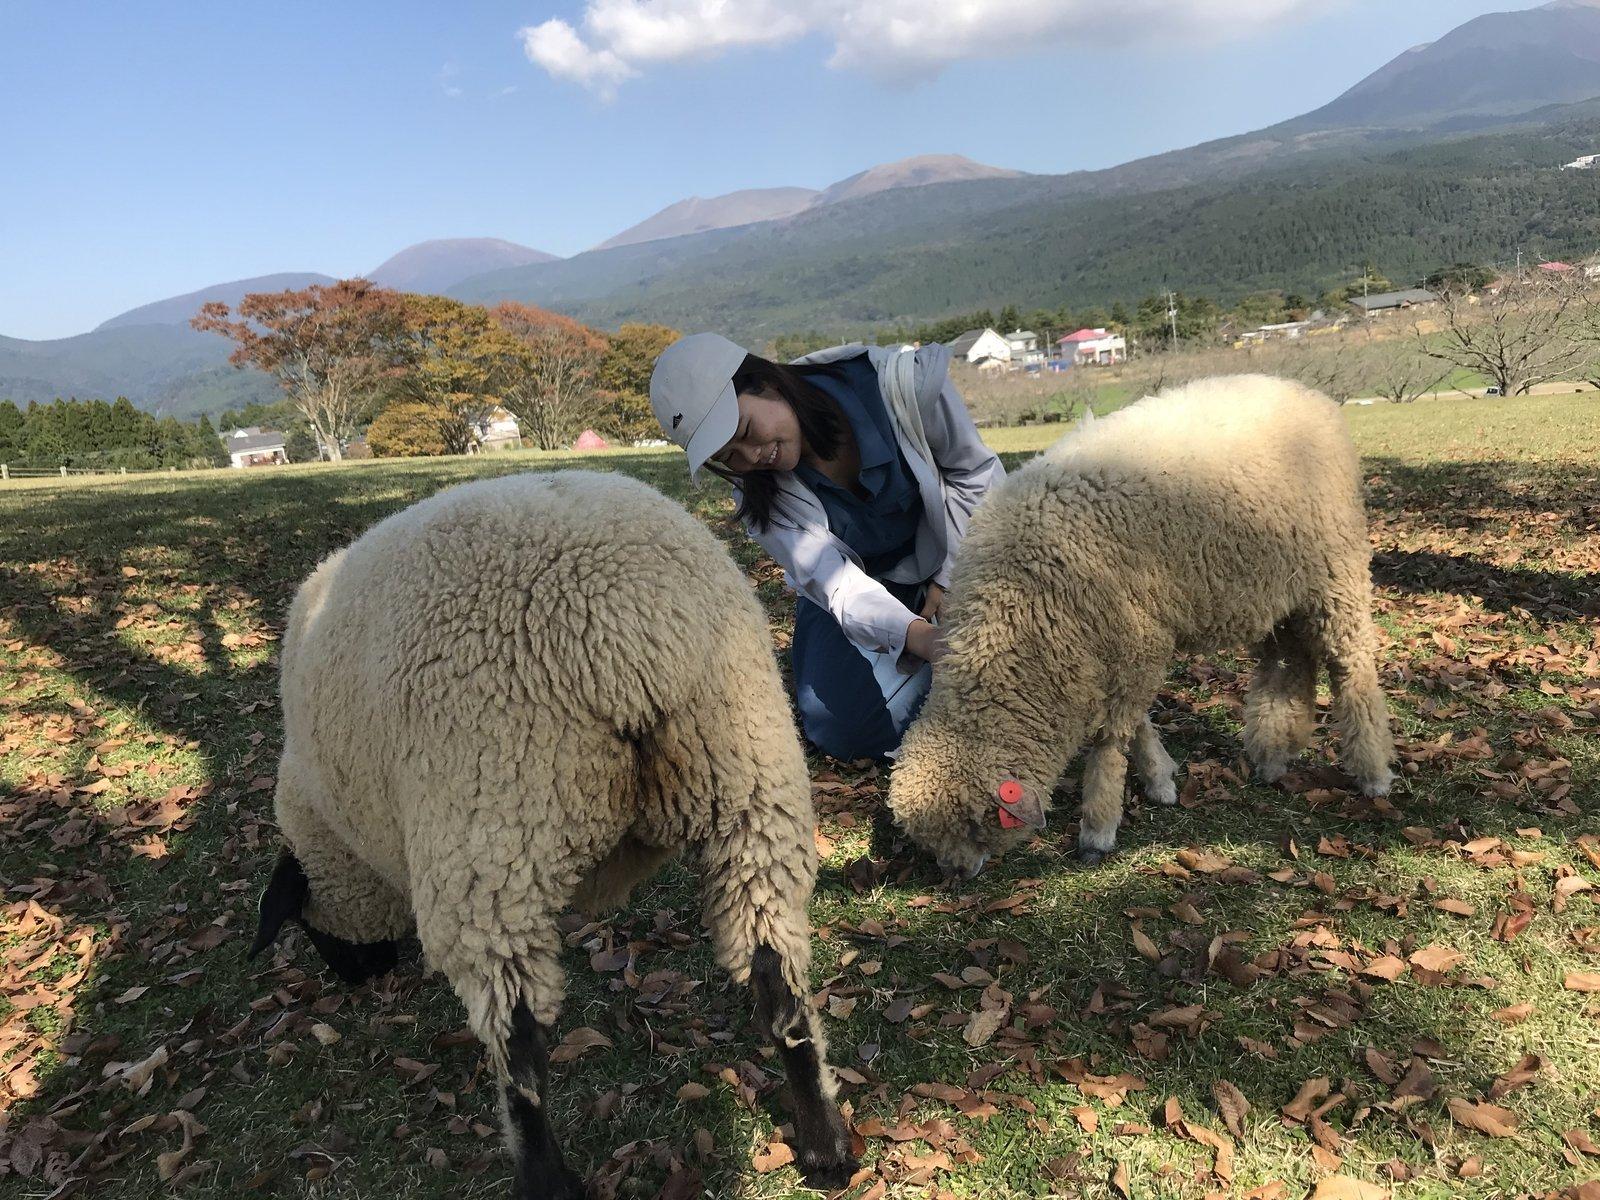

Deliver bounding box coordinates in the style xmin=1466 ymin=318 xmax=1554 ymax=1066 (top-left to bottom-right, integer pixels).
xmin=794 ymin=354 xmax=925 ymax=578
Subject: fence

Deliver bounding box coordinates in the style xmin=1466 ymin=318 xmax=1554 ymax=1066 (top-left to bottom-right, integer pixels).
xmin=0 ymin=464 xmax=181 ymax=481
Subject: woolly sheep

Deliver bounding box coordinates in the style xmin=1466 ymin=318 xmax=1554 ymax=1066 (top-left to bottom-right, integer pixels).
xmin=248 ymin=471 xmax=855 ymax=1199
xmin=888 ymin=375 xmax=1394 ymax=877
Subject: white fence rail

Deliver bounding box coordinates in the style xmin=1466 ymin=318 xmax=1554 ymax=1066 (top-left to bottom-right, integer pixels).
xmin=0 ymin=464 xmax=181 ymax=481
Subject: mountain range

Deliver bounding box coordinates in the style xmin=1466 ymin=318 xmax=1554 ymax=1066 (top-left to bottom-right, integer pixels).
xmin=8 ymin=0 xmax=1600 ymax=419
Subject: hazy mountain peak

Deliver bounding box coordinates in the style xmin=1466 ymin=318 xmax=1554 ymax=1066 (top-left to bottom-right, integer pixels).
xmin=594 ymin=188 xmax=819 ymax=251
xmin=95 ymin=272 xmax=338 ymax=331
xmin=815 ymin=154 xmax=1025 ymax=206
xmin=367 ymin=238 xmax=559 ymax=293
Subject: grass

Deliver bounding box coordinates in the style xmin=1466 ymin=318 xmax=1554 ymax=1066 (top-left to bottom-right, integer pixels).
xmin=0 ymin=396 xmax=1598 ymax=1199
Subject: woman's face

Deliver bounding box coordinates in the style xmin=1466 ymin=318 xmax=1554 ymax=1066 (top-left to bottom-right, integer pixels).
xmin=710 ymin=387 xmax=803 ymax=474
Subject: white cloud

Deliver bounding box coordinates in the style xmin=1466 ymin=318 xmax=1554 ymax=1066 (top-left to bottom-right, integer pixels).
xmin=520 ymin=0 xmax=1327 ymax=94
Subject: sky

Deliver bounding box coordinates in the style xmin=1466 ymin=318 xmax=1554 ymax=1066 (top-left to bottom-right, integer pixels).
xmin=0 ymin=0 xmax=1528 ymax=340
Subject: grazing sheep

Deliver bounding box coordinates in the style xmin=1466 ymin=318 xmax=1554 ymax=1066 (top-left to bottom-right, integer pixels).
xmin=888 ymin=375 xmax=1393 ymax=877
xmin=248 ymin=471 xmax=855 ymax=1199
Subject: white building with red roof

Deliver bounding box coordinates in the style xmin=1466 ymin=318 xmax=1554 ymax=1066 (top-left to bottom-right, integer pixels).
xmin=1057 ymin=327 xmax=1126 ymax=366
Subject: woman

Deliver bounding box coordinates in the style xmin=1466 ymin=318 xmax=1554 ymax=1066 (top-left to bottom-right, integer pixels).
xmin=649 ymin=332 xmax=1004 ymax=761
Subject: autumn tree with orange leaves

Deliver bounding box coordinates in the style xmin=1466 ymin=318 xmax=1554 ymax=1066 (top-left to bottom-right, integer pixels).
xmin=192 ymin=279 xmax=404 ymax=461
xmin=490 ymin=302 xmax=609 ymax=451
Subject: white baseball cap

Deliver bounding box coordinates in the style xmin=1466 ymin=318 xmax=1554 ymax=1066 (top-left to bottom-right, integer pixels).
xmin=649 ymin=332 xmax=749 ymax=481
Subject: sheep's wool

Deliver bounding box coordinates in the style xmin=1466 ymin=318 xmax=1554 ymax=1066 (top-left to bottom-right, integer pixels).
xmin=274 ymin=471 xmax=819 ymax=1059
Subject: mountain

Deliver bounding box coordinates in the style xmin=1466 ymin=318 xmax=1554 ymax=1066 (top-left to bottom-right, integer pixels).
xmin=95 ymin=272 xmax=336 ymax=331
xmin=595 ymin=188 xmax=819 ymax=251
xmin=366 ymin=238 xmax=559 ymax=293
xmin=450 ymin=108 xmax=1600 ymax=343
xmin=813 ymin=154 xmax=1025 ymax=205
xmin=1295 ymin=0 xmax=1600 ymax=130
xmin=0 ymin=323 xmax=276 ymax=413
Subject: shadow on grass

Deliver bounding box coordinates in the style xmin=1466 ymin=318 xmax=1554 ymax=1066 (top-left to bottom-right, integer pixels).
xmin=2 ymin=449 xmax=1598 ymax=1196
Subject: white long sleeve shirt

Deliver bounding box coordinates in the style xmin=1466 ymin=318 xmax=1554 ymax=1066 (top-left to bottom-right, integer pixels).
xmin=735 ymin=342 xmax=1005 ymax=663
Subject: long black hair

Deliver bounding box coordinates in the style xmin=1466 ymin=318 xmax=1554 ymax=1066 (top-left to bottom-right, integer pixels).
xmin=706 ymin=353 xmax=848 ymax=532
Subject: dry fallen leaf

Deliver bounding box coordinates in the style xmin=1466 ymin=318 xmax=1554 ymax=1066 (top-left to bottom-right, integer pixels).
xmin=548 ymin=1027 xmax=613 ymax=1064
xmin=1490 ymin=1002 xmax=1534 ymax=1025
xmin=1564 ymin=971 xmax=1600 ymax=993
xmin=752 ymin=1139 xmax=794 ymax=1173
xmin=1213 ymin=1080 xmax=1250 ymax=1140
xmin=1408 ymin=945 xmax=1465 ymax=973
xmin=1446 ymin=1097 xmax=1519 ymax=1138
xmin=1283 ymin=1077 xmax=1331 ymax=1122
xmin=1308 ymin=1177 xmax=1389 ymax=1200
xmin=676 ymin=1082 xmax=710 ymax=1102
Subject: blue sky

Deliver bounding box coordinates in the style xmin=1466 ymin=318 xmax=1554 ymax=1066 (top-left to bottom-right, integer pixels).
xmin=1 ymin=1 xmax=1521 ymax=340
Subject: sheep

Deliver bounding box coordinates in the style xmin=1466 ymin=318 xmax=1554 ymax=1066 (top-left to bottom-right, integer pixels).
xmin=246 ymin=470 xmax=855 ymax=1199
xmin=888 ymin=375 xmax=1394 ymax=877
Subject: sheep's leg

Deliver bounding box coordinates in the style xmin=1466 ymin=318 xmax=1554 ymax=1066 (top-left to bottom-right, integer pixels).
xmin=1077 ymin=732 xmax=1129 ymax=865
xmin=750 ymin=943 xmax=856 ymax=1190
xmin=1311 ymin=588 xmax=1394 ymax=798
xmin=502 ymin=1000 xmax=585 ymax=1200
xmin=1243 ymin=616 xmax=1319 ymax=783
xmin=1129 ymin=714 xmax=1179 ymax=807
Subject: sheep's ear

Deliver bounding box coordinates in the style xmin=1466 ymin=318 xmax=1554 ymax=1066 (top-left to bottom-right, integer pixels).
xmin=995 ymin=779 xmax=1046 ymax=831
xmin=250 ymin=849 xmax=308 ymax=958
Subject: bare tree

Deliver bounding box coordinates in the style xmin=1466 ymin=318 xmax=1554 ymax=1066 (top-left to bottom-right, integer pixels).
xmin=1420 ymin=275 xmax=1588 ymax=397
xmin=491 ymin=303 xmax=608 ymax=451
xmin=1357 ymin=326 xmax=1449 ymax=403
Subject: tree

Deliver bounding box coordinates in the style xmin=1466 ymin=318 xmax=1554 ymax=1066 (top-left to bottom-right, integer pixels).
xmin=389 ymin=295 xmax=515 ymax=454
xmin=599 ymin=322 xmax=679 ymax=440
xmin=1360 ymin=331 xmax=1448 ymax=404
xmin=284 ymin=427 xmax=321 ymax=463
xmin=491 ymin=303 xmax=608 ymax=451
xmin=0 ymin=400 xmax=23 ymax=462
xmin=1133 ymin=292 xmax=1220 ymax=346
xmin=192 ymin=278 xmax=404 ymax=462
xmin=1425 ymin=263 xmax=1496 ymax=294
xmin=1421 ymin=276 xmax=1587 ymax=397
xmin=189 ymin=414 xmax=230 ymax=467
xmin=1231 ymin=292 xmax=1288 ymax=330
xmin=1323 ymin=266 xmax=1394 ymax=308
xmin=997 ymin=304 xmax=1022 ymax=333
xmin=367 ymin=402 xmax=451 ymax=457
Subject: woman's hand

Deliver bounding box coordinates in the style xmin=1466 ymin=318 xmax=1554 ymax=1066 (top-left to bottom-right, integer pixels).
xmin=919 ymin=584 xmax=945 ymax=622
xmin=905 ymin=618 xmax=946 ymax=665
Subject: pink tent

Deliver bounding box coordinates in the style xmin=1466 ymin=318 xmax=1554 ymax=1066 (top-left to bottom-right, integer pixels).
xmin=573 ymin=429 xmax=610 ymax=450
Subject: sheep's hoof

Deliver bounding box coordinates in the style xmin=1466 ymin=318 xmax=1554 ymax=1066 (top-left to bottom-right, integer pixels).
xmin=799 ymin=1154 xmax=858 ymax=1192
xmin=1075 ymin=847 xmax=1111 ymax=868
xmin=515 ymin=1166 xmax=587 ymax=1200
xmin=1146 ymin=778 xmax=1179 ymax=807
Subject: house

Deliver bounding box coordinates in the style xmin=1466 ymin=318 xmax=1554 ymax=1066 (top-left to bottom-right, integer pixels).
xmin=1057 ymin=327 xmax=1127 ymax=366
xmin=1538 ymin=260 xmax=1574 ymax=274
xmin=1348 ymin=289 xmax=1438 ymax=317
xmin=1004 ymin=329 xmax=1045 ymax=367
xmin=945 ymin=328 xmax=1012 ymax=366
xmin=468 ymin=407 xmax=523 ymax=453
xmin=1562 ymin=154 xmax=1600 ymax=171
xmin=1238 ymin=319 xmax=1312 ymax=346
xmin=225 ymin=427 xmax=288 ymax=468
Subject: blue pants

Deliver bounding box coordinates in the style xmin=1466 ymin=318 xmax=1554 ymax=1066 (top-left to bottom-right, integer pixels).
xmin=792 ymin=582 xmax=932 ymax=762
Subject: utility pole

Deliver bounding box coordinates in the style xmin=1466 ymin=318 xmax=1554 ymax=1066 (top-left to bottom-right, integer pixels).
xmin=1167 ymin=290 xmax=1179 ymax=346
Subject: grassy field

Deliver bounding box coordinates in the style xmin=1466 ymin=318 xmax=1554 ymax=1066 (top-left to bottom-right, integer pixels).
xmin=1 ymin=393 xmax=1598 ymax=1200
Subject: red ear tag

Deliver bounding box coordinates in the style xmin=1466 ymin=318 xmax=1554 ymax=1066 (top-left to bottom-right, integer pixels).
xmin=995 ymin=778 xmax=1026 ymax=828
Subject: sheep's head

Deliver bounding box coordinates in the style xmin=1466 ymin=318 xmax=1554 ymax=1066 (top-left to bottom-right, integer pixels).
xmin=248 ymin=849 xmax=400 ymax=985
xmin=887 ymin=709 xmax=1049 ymax=881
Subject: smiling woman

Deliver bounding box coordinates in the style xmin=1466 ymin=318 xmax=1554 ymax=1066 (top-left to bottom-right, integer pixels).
xmin=649 ymin=332 xmax=1006 ymax=763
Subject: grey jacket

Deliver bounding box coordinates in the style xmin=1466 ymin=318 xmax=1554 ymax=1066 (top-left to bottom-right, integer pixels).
xmin=735 ymin=342 xmax=1005 ymax=662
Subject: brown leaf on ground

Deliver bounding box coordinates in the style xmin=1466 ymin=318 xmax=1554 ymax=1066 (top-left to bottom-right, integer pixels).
xmin=751 ymin=1139 xmax=794 ymax=1172
xmin=1130 ymin=922 xmax=1161 ymax=962
xmin=1283 ymin=1078 xmax=1331 ymax=1122
xmin=548 ymin=1027 xmax=613 ymax=1063
xmin=1364 ymin=1047 xmax=1399 ymax=1086
xmin=1431 ymin=898 xmax=1477 ymax=917
xmin=1487 ymin=1053 xmax=1545 ymax=1100
xmin=1212 ymin=1080 xmax=1249 ymax=1140
xmin=1565 ymin=971 xmax=1600 ymax=992
xmin=1407 ymin=945 xmax=1465 ymax=973
xmin=1243 ymin=1184 xmax=1288 ymax=1200
xmin=1562 ymin=1128 xmax=1600 ymax=1156
xmin=1490 ymin=1002 xmax=1534 ymax=1024
xmin=1309 ymin=1178 xmax=1389 ymax=1200
xmin=1360 ymin=955 xmax=1406 ymax=982
xmin=962 ymin=1007 xmax=1006 ymax=1048
xmin=1071 ymin=1106 xmax=1098 ymax=1133
xmin=1110 ymin=1161 xmax=1132 ymax=1198
xmin=1392 ymin=1059 xmax=1438 ymax=1104
xmin=1446 ymin=1098 xmax=1519 ymax=1137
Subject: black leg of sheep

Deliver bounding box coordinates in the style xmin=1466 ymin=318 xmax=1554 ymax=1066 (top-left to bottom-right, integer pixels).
xmin=751 ymin=944 xmax=857 ymax=1190
xmin=503 ymin=1002 xmax=586 ymax=1200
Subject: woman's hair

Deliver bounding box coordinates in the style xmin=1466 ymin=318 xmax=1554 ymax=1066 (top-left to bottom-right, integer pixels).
xmin=706 ymin=353 xmax=846 ymax=532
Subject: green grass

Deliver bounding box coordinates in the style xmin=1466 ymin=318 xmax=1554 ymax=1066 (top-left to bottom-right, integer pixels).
xmin=1 ymin=398 xmax=1598 ymax=1199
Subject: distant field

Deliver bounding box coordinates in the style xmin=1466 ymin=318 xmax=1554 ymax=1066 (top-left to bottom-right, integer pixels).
xmin=1 ymin=394 xmax=1598 ymax=1199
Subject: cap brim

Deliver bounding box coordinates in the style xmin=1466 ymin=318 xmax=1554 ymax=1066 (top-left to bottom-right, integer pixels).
xmin=682 ymin=379 xmax=740 ymax=482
